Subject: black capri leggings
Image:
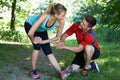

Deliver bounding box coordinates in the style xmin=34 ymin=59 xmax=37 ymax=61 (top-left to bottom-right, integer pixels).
xmin=24 ymin=22 xmax=52 ymax=56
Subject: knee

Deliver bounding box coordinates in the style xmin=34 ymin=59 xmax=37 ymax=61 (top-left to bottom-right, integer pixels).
xmin=33 ymin=44 xmax=41 ymax=50
xmin=84 ymin=45 xmax=94 ymax=54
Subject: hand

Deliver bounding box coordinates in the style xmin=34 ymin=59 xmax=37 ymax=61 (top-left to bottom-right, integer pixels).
xmin=33 ymin=37 xmax=42 ymax=44
xmin=38 ymin=37 xmax=43 ymax=44
xmin=54 ymin=42 xmax=64 ymax=49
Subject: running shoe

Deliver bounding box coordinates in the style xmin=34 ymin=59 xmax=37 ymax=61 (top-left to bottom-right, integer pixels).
xmin=60 ymin=66 xmax=72 ymax=80
xmin=90 ymin=61 xmax=100 ymax=72
xmin=29 ymin=70 xmax=40 ymax=79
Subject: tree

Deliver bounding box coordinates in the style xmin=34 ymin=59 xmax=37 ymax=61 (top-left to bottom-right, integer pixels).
xmin=0 ymin=0 xmax=27 ymax=30
xmin=10 ymin=0 xmax=16 ymax=30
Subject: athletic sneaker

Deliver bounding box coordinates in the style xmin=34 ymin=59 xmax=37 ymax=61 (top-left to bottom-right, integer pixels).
xmin=29 ymin=70 xmax=40 ymax=79
xmin=90 ymin=61 xmax=100 ymax=72
xmin=60 ymin=66 xmax=72 ymax=80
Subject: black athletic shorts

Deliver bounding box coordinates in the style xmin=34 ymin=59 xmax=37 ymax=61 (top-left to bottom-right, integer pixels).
xmin=71 ymin=45 xmax=100 ymax=67
xmin=24 ymin=22 xmax=52 ymax=56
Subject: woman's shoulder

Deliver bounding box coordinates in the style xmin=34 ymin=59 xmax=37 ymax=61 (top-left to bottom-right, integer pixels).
xmin=37 ymin=12 xmax=50 ymax=21
xmin=40 ymin=12 xmax=48 ymax=18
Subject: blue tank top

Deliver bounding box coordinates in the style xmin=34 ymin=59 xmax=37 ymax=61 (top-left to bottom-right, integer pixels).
xmin=26 ymin=14 xmax=58 ymax=32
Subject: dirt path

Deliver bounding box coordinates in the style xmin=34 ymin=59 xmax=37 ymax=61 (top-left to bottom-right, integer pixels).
xmin=0 ymin=50 xmax=62 ymax=80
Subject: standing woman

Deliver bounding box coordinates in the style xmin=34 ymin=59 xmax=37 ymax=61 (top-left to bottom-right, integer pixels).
xmin=24 ymin=3 xmax=67 ymax=79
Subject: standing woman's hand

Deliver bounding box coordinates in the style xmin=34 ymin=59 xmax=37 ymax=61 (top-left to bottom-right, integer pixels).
xmin=38 ymin=37 xmax=44 ymax=44
xmin=33 ymin=37 xmax=42 ymax=44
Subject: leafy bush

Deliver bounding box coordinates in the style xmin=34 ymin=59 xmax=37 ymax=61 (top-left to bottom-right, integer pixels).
xmin=96 ymin=25 xmax=120 ymax=42
xmin=0 ymin=28 xmax=29 ymax=43
xmin=106 ymin=27 xmax=120 ymax=42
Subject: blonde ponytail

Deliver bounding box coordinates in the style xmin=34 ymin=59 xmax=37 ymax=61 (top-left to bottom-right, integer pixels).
xmin=47 ymin=3 xmax=67 ymax=15
xmin=47 ymin=4 xmax=54 ymax=14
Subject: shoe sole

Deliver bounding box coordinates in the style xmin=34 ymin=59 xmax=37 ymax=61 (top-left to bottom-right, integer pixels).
xmin=62 ymin=73 xmax=71 ymax=80
xmin=94 ymin=62 xmax=100 ymax=72
xmin=29 ymin=72 xmax=40 ymax=79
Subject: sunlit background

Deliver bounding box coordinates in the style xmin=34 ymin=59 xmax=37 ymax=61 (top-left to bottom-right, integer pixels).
xmin=0 ymin=0 xmax=120 ymax=43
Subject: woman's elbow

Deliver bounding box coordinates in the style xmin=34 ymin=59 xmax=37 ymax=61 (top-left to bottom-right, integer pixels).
xmin=28 ymin=32 xmax=33 ymax=37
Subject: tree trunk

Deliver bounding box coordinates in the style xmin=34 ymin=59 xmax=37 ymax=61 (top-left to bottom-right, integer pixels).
xmin=10 ymin=0 xmax=16 ymax=30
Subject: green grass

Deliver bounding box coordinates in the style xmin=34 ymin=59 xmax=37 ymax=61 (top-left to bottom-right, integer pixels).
xmin=0 ymin=43 xmax=32 ymax=68
xmin=0 ymin=40 xmax=120 ymax=80
xmin=51 ymin=40 xmax=120 ymax=80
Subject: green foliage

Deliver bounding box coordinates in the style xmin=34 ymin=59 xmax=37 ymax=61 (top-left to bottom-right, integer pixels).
xmin=0 ymin=28 xmax=29 ymax=42
xmin=72 ymin=0 xmax=120 ymax=42
xmin=0 ymin=0 xmax=120 ymax=43
xmin=0 ymin=0 xmax=49 ymax=30
xmin=95 ymin=25 xmax=120 ymax=42
xmin=105 ymin=26 xmax=120 ymax=42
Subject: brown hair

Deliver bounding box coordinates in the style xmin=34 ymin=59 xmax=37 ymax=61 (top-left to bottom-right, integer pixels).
xmin=47 ymin=3 xmax=67 ymax=15
xmin=85 ymin=15 xmax=96 ymax=27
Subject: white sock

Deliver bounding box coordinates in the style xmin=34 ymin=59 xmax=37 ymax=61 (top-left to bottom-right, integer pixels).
xmin=85 ymin=65 xmax=91 ymax=70
xmin=71 ymin=64 xmax=80 ymax=72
